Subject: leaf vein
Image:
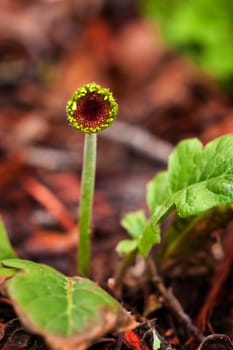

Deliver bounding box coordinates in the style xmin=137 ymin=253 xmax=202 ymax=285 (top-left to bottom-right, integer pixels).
xmin=66 ymin=277 xmax=73 ymax=335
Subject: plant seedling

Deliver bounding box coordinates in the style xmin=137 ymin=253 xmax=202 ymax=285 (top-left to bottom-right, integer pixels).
xmin=66 ymin=82 xmax=118 ymax=276
xmin=117 ymin=134 xmax=233 ymax=263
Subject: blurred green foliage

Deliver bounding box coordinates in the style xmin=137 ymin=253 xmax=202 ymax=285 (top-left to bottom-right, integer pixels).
xmin=141 ymin=0 xmax=233 ymax=91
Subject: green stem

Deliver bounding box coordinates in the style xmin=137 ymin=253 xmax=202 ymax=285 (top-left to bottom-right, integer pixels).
xmin=78 ymin=133 xmax=97 ymax=276
xmin=113 ymin=249 xmax=137 ymax=297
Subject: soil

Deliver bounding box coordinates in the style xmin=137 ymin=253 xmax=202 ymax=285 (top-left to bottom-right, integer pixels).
xmin=0 ymin=1 xmax=233 ymax=350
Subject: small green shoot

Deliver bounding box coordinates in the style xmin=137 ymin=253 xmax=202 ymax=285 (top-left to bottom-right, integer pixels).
xmin=117 ymin=211 xmax=160 ymax=257
xmin=152 ymin=329 xmax=161 ymax=350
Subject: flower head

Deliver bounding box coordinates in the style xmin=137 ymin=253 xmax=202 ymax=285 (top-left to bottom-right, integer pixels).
xmin=66 ymin=83 xmax=118 ymax=133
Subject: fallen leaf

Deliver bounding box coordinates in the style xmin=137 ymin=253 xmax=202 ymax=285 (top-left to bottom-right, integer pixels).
xmin=0 ymin=259 xmax=136 ymax=350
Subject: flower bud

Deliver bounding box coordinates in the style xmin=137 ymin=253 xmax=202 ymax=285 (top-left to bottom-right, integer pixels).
xmin=66 ymin=83 xmax=118 ymax=133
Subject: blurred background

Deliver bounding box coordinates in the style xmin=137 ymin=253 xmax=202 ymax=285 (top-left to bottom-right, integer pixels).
xmin=0 ymin=0 xmax=233 ymax=275
xmin=0 ymin=2 xmax=233 ymax=347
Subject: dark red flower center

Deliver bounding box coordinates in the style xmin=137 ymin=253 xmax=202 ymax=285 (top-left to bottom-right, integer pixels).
xmin=74 ymin=92 xmax=111 ymax=128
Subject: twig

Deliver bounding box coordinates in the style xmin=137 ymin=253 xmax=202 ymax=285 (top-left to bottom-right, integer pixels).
xmin=196 ymin=222 xmax=233 ymax=333
xmin=102 ymin=121 xmax=173 ymax=164
xmin=147 ymin=257 xmax=204 ymax=342
xmin=23 ymin=146 xmax=83 ymax=170
xmin=17 ymin=120 xmax=172 ymax=171
xmin=198 ymin=334 xmax=233 ymax=350
xmin=113 ymin=332 xmax=124 ymax=350
xmin=23 ymin=176 xmax=76 ymax=232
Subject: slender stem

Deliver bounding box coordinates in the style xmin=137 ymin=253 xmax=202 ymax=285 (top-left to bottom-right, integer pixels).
xmin=112 ymin=249 xmax=137 ymax=297
xmin=78 ymin=133 xmax=97 ymax=276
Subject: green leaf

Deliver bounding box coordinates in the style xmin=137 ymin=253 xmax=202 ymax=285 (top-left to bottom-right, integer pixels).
xmin=168 ymin=138 xmax=202 ymax=192
xmin=153 ymin=135 xmax=233 ymax=225
xmin=0 ymin=219 xmax=17 ymax=260
xmin=138 ymin=220 xmax=160 ymax=257
xmin=0 ymin=259 xmax=136 ymax=350
xmin=152 ymin=329 xmax=162 ymax=350
xmin=119 ymin=211 xmax=161 ymax=256
xmin=146 ymin=171 xmax=170 ymax=213
xmin=120 ymin=210 xmax=146 ymax=239
xmin=116 ymin=239 xmax=138 ymax=255
xmin=119 ymin=135 xmax=233 ymax=259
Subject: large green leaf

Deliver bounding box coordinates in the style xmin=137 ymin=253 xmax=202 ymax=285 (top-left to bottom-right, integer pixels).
xmin=146 ymin=171 xmax=170 ymax=213
xmin=168 ymin=138 xmax=202 ymax=192
xmin=0 ymin=259 xmax=136 ymax=350
xmin=153 ymin=135 xmax=233 ymax=225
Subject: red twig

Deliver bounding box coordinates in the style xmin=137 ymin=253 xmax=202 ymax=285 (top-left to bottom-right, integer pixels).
xmin=22 ymin=176 xmax=76 ymax=232
xmin=196 ymin=222 xmax=233 ymax=333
